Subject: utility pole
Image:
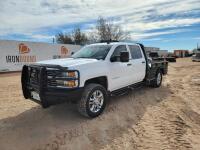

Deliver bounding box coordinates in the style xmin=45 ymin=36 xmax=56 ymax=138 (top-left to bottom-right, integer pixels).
xmin=197 ymin=43 xmax=200 ymax=51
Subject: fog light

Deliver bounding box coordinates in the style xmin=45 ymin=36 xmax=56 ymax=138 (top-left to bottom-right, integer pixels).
xmin=56 ymin=80 xmax=78 ymax=88
xmin=64 ymin=80 xmax=76 ymax=87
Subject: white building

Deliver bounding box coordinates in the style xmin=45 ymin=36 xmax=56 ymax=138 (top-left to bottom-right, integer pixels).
xmin=0 ymin=40 xmax=81 ymax=72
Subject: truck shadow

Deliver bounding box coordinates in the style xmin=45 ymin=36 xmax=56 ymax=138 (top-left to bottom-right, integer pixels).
xmin=0 ymin=85 xmax=172 ymax=150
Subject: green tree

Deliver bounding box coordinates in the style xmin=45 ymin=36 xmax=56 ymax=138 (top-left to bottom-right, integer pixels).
xmin=56 ymin=32 xmax=73 ymax=44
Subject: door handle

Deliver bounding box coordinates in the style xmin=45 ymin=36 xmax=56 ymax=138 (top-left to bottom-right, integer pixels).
xmin=127 ymin=63 xmax=132 ymax=66
xmin=142 ymin=61 xmax=145 ymax=64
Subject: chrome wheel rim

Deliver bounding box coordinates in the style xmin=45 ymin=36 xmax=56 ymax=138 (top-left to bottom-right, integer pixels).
xmin=89 ymin=90 xmax=104 ymax=113
xmin=157 ymin=72 xmax=161 ymax=85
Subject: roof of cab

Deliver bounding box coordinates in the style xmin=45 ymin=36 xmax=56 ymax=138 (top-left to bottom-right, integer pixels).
xmin=89 ymin=42 xmax=138 ymax=46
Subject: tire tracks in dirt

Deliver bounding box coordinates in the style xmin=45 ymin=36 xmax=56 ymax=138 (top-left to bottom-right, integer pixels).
xmin=103 ymin=60 xmax=200 ymax=150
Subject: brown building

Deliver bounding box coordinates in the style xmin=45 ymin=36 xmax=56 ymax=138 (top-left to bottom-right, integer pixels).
xmin=174 ymin=50 xmax=189 ymax=58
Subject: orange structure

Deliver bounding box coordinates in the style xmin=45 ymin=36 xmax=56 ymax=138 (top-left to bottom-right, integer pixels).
xmin=174 ymin=50 xmax=189 ymax=58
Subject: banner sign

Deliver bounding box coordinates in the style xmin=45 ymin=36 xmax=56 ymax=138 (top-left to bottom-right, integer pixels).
xmin=0 ymin=40 xmax=81 ymax=72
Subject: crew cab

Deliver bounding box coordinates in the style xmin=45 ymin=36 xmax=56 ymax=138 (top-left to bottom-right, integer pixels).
xmin=21 ymin=42 xmax=168 ymax=118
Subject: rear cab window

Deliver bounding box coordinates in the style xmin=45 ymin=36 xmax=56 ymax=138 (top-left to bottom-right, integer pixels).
xmin=128 ymin=45 xmax=143 ymax=59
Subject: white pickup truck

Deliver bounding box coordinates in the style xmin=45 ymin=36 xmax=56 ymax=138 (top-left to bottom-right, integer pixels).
xmin=21 ymin=42 xmax=168 ymax=118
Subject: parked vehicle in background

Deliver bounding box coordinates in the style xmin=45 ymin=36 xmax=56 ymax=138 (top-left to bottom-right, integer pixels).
xmin=192 ymin=52 xmax=200 ymax=62
xmin=21 ymin=41 xmax=168 ymax=118
xmin=174 ymin=50 xmax=189 ymax=58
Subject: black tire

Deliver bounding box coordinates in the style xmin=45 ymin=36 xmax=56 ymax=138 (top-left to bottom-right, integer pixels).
xmin=150 ymin=70 xmax=163 ymax=88
xmin=77 ymin=83 xmax=107 ymax=118
xmin=41 ymin=100 xmax=49 ymax=108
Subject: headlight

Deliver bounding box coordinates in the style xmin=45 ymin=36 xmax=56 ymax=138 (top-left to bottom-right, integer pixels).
xmin=47 ymin=70 xmax=79 ymax=88
xmin=62 ymin=71 xmax=78 ymax=78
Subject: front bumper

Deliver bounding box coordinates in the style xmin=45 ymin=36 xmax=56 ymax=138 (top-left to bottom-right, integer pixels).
xmin=21 ymin=65 xmax=83 ymax=108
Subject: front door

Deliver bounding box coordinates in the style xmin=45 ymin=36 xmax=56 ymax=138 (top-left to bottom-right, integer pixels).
xmin=109 ymin=45 xmax=133 ymax=91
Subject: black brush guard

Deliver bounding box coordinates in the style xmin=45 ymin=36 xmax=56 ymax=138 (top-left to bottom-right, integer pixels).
xmin=21 ymin=65 xmax=49 ymax=107
xmin=21 ymin=64 xmax=83 ymax=108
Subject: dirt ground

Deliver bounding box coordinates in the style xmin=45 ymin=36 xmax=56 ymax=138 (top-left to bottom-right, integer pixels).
xmin=0 ymin=58 xmax=200 ymax=150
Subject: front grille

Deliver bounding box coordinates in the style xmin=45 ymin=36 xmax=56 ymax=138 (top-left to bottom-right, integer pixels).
xmin=46 ymin=69 xmax=60 ymax=87
xmin=47 ymin=79 xmax=57 ymax=86
xmin=47 ymin=70 xmax=57 ymax=76
xmin=28 ymin=65 xmax=79 ymax=88
xmin=28 ymin=66 xmax=60 ymax=88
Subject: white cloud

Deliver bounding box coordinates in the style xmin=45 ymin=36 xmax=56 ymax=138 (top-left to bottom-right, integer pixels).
xmin=125 ymin=18 xmax=200 ymax=32
xmin=28 ymin=34 xmax=54 ymax=40
xmin=131 ymin=29 xmax=191 ymax=40
xmin=142 ymin=38 xmax=163 ymax=41
xmin=0 ymin=0 xmax=200 ymax=40
xmin=193 ymin=37 xmax=200 ymax=40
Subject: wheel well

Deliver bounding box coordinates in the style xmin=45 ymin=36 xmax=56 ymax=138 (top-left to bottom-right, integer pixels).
xmin=85 ymin=76 xmax=108 ymax=90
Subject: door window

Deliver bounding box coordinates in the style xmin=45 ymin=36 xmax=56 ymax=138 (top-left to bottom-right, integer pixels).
xmin=112 ymin=45 xmax=127 ymax=57
xmin=129 ymin=45 xmax=142 ymax=59
xmin=111 ymin=45 xmax=127 ymax=62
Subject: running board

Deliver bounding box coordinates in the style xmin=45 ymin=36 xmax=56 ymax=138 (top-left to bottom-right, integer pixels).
xmin=110 ymin=82 xmax=144 ymax=96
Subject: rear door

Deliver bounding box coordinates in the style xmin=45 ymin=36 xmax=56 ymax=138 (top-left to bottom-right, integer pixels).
xmin=128 ymin=45 xmax=146 ymax=83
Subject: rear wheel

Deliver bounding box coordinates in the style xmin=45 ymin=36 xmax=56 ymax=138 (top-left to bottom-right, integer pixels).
xmin=150 ymin=70 xmax=162 ymax=88
xmin=41 ymin=100 xmax=49 ymax=108
xmin=77 ymin=83 xmax=107 ymax=118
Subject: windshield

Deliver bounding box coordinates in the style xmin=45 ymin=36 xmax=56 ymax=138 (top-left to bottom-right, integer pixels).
xmin=72 ymin=45 xmax=112 ymax=60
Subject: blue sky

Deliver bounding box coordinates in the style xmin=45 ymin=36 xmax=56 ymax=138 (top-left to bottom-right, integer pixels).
xmin=0 ymin=0 xmax=200 ymax=51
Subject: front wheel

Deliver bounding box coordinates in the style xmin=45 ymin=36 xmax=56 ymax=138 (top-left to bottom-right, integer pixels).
xmin=77 ymin=83 xmax=107 ymax=118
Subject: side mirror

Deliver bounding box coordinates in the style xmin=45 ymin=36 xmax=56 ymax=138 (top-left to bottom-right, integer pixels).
xmin=120 ymin=51 xmax=129 ymax=62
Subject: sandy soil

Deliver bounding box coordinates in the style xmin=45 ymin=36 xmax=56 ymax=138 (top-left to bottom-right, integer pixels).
xmin=0 ymin=58 xmax=200 ymax=150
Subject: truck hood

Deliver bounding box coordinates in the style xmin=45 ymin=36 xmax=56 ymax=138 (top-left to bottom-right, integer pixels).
xmin=36 ymin=58 xmax=99 ymax=68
